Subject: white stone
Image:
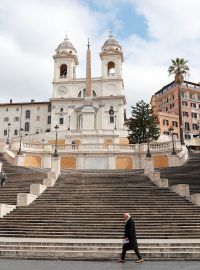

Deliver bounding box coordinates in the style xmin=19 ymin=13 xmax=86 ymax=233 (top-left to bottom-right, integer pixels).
xmin=30 ymin=184 xmax=47 ymax=196
xmin=84 ymin=157 xmax=107 ymax=169
xmin=190 ymin=193 xmax=200 ymax=206
xmin=43 ymin=177 xmax=56 ymax=187
xmin=42 ymin=154 xmax=52 ymax=168
xmin=17 ymin=193 xmax=37 ymax=207
xmin=144 ymin=158 xmax=154 ymax=175
xmin=15 ymin=154 xmax=24 ymax=166
xmin=171 ymin=184 xmax=190 ymax=197
xmin=51 ymin=156 xmax=61 ymax=179
xmin=0 ymin=204 xmax=16 ymax=218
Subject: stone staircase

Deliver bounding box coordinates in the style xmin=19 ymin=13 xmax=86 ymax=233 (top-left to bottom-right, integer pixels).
xmin=0 ymin=155 xmax=200 ymax=260
xmin=0 ymin=170 xmax=200 ymax=239
xmin=0 ymin=153 xmax=46 ymax=205
xmin=159 ymin=153 xmax=200 ymax=194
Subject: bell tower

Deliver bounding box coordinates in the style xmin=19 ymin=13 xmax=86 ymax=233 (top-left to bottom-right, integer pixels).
xmin=100 ymin=33 xmax=124 ymax=80
xmin=52 ymin=35 xmax=79 ymax=98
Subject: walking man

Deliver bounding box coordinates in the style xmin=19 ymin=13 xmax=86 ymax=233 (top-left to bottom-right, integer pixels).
xmin=117 ymin=213 xmax=144 ymax=263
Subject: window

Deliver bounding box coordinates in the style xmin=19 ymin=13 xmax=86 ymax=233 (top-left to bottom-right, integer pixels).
xmin=47 ymin=115 xmax=51 ymax=124
xmin=198 ymin=95 xmax=200 ymax=101
xmin=60 ymin=64 xmax=67 ymax=77
xmin=37 ymin=106 xmax=40 ymax=111
xmin=25 ymin=122 xmax=30 ymax=131
xmin=4 ymin=130 xmax=7 ymax=136
xmin=36 ymin=115 xmax=40 ymax=121
xmin=4 ymin=117 xmax=9 ymax=122
xmin=172 ymin=121 xmax=178 ymax=127
xmin=182 ymin=101 xmax=188 ymax=106
xmin=172 ymin=95 xmax=175 ymax=100
xmin=181 ymin=92 xmax=187 ymax=98
xmin=14 ymin=117 xmax=20 ymax=121
xmin=110 ymin=116 xmax=114 ymax=123
xmin=185 ymin=122 xmax=190 ymax=131
xmin=16 ymin=108 xmax=19 ymax=111
xmin=25 ymin=110 xmax=30 ymax=119
xmin=107 ymin=61 xmax=115 ymax=75
xmin=191 ymin=112 xmax=197 ymax=118
xmin=14 ymin=129 xmax=18 ymax=135
xmin=164 ymin=131 xmax=170 ymax=135
xmin=163 ymin=119 xmax=169 ymax=126
xmin=60 ymin=108 xmax=64 ymax=112
xmin=165 ymin=107 xmax=168 ymax=112
xmin=191 ymin=102 xmax=196 ymax=108
xmin=199 ymin=104 xmax=200 ymax=109
xmin=48 ymin=104 xmax=51 ymax=112
xmin=193 ymin=124 xmax=198 ymax=130
xmin=185 ymin=134 xmax=191 ymax=139
xmin=169 ymin=103 xmax=174 ymax=109
xmin=183 ymin=111 xmax=189 ymax=117
xmin=190 ymin=93 xmax=195 ymax=100
xmin=5 ymin=108 xmax=8 ymax=111
xmin=59 ymin=118 xmax=64 ymax=125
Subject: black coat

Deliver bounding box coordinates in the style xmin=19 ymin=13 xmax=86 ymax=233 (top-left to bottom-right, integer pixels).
xmin=124 ymin=217 xmax=138 ymax=247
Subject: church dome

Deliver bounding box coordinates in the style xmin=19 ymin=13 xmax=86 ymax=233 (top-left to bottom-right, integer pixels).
xmin=55 ymin=35 xmax=77 ymax=54
xmin=102 ymin=34 xmax=122 ymax=50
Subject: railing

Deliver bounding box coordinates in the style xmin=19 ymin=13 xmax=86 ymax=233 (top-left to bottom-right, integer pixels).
xmin=15 ymin=140 xmax=181 ymax=154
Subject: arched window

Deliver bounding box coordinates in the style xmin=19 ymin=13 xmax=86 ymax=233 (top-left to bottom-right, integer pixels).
xmin=60 ymin=64 xmax=67 ymax=77
xmin=25 ymin=110 xmax=30 ymax=119
xmin=108 ymin=61 xmax=115 ymax=75
xmin=60 ymin=108 xmax=64 ymax=112
xmin=25 ymin=122 xmax=30 ymax=131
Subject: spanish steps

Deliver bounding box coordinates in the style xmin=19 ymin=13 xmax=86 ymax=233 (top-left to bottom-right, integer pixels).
xmin=0 ymin=153 xmax=200 ymax=260
xmin=159 ymin=153 xmax=200 ymax=194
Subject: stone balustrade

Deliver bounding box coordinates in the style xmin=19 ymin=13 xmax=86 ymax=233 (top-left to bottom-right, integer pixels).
xmin=16 ymin=141 xmax=180 ymax=154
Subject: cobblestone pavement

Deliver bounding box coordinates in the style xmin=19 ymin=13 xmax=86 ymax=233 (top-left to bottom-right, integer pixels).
xmin=0 ymin=260 xmax=200 ymax=270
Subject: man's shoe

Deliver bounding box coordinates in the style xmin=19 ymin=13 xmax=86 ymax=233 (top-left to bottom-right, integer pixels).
xmin=116 ymin=259 xmax=125 ymax=263
xmin=135 ymin=259 xmax=144 ymax=263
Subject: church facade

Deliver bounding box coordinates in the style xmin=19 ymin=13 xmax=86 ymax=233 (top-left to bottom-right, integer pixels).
xmin=0 ymin=34 xmax=128 ymax=144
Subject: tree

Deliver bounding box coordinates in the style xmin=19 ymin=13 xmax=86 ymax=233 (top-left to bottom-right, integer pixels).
xmin=168 ymin=58 xmax=190 ymax=145
xmin=168 ymin=58 xmax=190 ymax=84
xmin=128 ymin=100 xmax=160 ymax=144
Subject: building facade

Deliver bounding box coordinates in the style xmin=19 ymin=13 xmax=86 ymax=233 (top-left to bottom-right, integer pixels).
xmin=0 ymin=34 xmax=127 ymax=144
xmin=151 ymin=81 xmax=200 ymax=140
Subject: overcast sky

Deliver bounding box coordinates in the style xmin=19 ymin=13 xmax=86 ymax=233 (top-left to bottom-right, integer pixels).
xmin=0 ymin=0 xmax=200 ymax=115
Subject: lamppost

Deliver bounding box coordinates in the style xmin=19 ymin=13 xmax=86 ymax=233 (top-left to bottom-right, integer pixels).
xmin=168 ymin=126 xmax=176 ymax=155
xmin=114 ymin=115 xmax=117 ymax=130
xmin=68 ymin=116 xmax=71 ymax=131
xmin=17 ymin=128 xmax=24 ymax=155
xmin=146 ymin=127 xmax=151 ymax=158
xmin=54 ymin=125 xmax=59 ymax=157
xmin=6 ymin=123 xmax=11 ymax=145
xmin=42 ymin=139 xmax=45 ymax=151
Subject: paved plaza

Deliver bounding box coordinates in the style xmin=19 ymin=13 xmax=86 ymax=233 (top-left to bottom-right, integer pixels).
xmin=0 ymin=260 xmax=199 ymax=270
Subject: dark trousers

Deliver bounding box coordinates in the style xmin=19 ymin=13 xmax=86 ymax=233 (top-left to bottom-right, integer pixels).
xmin=121 ymin=242 xmax=142 ymax=260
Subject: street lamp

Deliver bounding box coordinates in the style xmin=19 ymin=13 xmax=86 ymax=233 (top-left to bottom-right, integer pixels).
xmin=6 ymin=123 xmax=11 ymax=145
xmin=42 ymin=139 xmax=45 ymax=151
xmin=114 ymin=115 xmax=117 ymax=130
xmin=17 ymin=128 xmax=24 ymax=155
xmin=146 ymin=127 xmax=151 ymax=158
xmin=168 ymin=126 xmax=176 ymax=155
xmin=68 ymin=116 xmax=71 ymax=131
xmin=54 ymin=125 xmax=59 ymax=157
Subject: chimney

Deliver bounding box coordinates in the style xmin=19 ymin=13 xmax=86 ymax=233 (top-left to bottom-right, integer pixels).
xmin=10 ymin=99 xmax=12 ymax=104
xmin=31 ymin=99 xmax=35 ymax=103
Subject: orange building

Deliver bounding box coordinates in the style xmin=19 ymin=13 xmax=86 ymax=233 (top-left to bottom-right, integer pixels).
xmin=151 ymin=80 xmax=200 ymax=140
